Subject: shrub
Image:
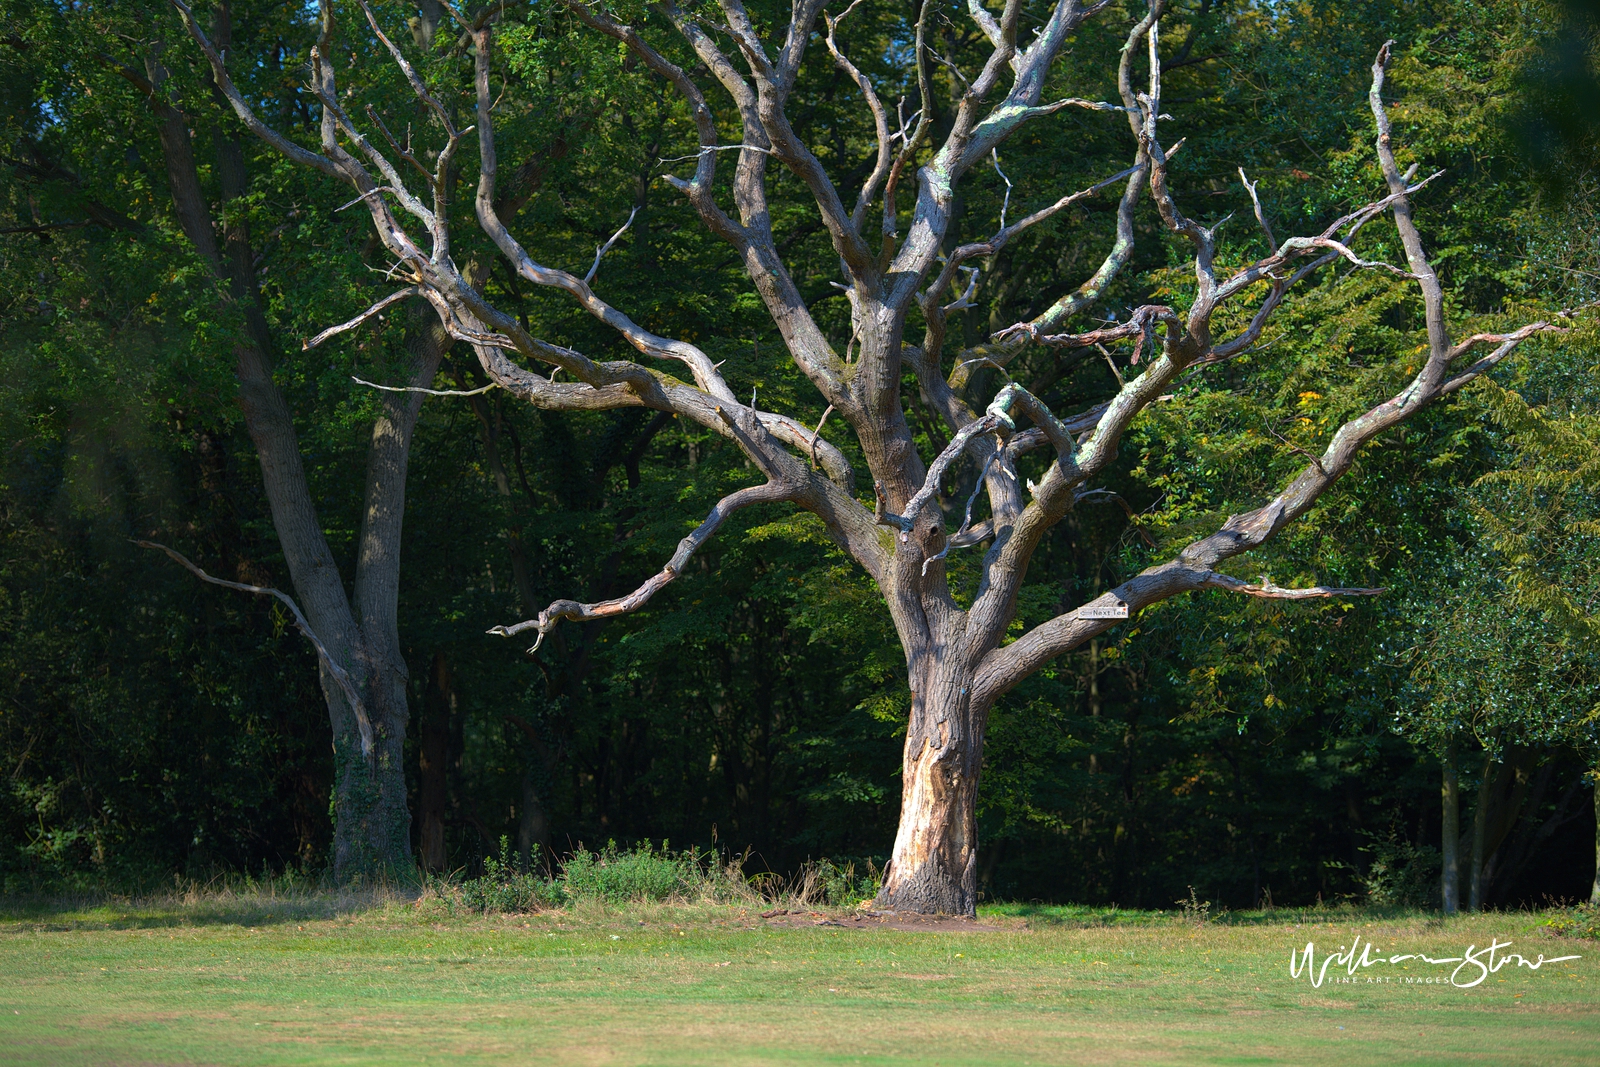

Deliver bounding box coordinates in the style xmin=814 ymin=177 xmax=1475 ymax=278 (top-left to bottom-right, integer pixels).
xmin=456 ymin=838 xmax=561 ymax=913
xmin=1542 ymin=903 xmax=1600 ymax=940
xmin=560 ymin=842 xmax=698 ymax=904
xmin=1176 ymin=886 xmax=1212 ymax=926
xmin=1358 ymin=828 xmax=1441 ymax=909
xmin=442 ymin=841 xmax=877 ymax=911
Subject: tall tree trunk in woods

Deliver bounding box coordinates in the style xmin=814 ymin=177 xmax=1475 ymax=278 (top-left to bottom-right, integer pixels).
xmin=1592 ymin=769 xmax=1600 ymax=906
xmin=505 ymin=713 xmax=556 ymax=867
xmin=1441 ymin=754 xmax=1460 ymax=915
xmin=417 ymin=652 xmax=453 ymax=872
xmin=337 ymin=309 xmax=442 ymax=873
xmin=517 ymin=772 xmax=550 ymax=869
xmin=1469 ymin=755 xmax=1492 ymax=912
xmin=133 ymin=3 xmax=448 ymax=878
xmin=178 ymin=3 xmax=1567 ymax=910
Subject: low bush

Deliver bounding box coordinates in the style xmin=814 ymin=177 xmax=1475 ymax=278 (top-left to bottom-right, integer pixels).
xmin=1541 ymin=902 xmax=1600 ymax=940
xmin=1357 ymin=828 xmax=1441 ymax=909
xmin=439 ymin=841 xmax=880 ymax=914
xmin=453 ymin=838 xmax=561 ymax=913
xmin=561 ymin=842 xmax=697 ymax=904
xmin=446 ymin=840 xmax=756 ymax=912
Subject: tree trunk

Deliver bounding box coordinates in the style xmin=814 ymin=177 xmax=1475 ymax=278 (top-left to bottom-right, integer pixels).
xmin=1592 ymin=767 xmax=1600 ymax=907
xmin=1441 ymin=753 xmax=1460 ymax=915
xmin=417 ymin=652 xmax=452 ymax=872
xmin=142 ymin=24 xmax=434 ymax=881
xmin=1469 ymin=754 xmax=1493 ymax=912
xmin=329 ymin=678 xmax=412 ymax=878
xmin=329 ymin=311 xmax=442 ymax=877
xmin=517 ymin=771 xmax=550 ymax=870
xmin=876 ymin=659 xmax=984 ymax=915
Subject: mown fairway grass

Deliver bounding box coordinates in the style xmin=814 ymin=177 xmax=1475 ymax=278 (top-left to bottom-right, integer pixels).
xmin=0 ymin=893 xmax=1593 ymax=1065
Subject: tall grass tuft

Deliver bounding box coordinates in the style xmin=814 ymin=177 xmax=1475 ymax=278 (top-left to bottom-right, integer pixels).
xmin=440 ymin=842 xmax=881 ymax=914
xmin=562 ymin=842 xmax=695 ymax=904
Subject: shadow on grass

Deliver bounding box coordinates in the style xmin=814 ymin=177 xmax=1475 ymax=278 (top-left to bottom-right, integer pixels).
xmin=0 ymin=886 xmax=419 ymax=931
xmin=981 ymin=901 xmax=1448 ymax=929
xmin=4 ymin=885 xmax=1489 ymax=935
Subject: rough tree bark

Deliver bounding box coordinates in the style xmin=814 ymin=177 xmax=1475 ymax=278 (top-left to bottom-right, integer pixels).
xmin=176 ymin=0 xmax=1569 ymax=912
xmin=1441 ymin=752 xmax=1460 ymax=915
xmin=1593 ymin=769 xmax=1600 ymax=906
xmin=127 ymin=1 xmax=457 ymax=879
xmin=418 ymin=652 xmax=453 ymax=873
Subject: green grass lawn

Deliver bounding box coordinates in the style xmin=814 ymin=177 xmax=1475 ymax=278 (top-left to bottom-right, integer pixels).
xmin=0 ymin=892 xmax=1593 ymax=1065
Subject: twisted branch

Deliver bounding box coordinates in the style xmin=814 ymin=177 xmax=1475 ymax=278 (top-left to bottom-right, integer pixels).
xmin=487 ymin=481 xmax=795 ymax=650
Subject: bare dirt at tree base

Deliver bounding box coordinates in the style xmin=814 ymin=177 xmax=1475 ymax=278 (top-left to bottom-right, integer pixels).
xmin=756 ymin=908 xmax=1011 ymax=932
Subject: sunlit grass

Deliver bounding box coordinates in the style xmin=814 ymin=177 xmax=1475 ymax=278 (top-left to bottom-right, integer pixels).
xmin=1 ymin=890 xmax=1593 ymax=1065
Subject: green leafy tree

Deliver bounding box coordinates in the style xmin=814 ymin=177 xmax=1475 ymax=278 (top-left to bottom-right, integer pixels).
xmin=0 ymin=0 xmax=488 ymax=878
xmin=1471 ymin=364 xmax=1600 ymax=903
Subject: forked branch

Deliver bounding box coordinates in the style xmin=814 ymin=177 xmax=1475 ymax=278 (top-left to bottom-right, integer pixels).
xmin=304 ymin=287 xmax=421 ymax=349
xmin=965 ymin=39 xmax=1573 ymax=704
xmin=923 ymin=162 xmax=1140 ymax=320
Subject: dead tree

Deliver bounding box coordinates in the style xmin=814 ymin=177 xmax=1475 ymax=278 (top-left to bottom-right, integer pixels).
xmin=177 ymin=0 xmax=1566 ymax=913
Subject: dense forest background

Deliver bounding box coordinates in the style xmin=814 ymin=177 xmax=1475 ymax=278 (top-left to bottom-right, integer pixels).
xmin=2 ymin=0 xmax=1598 ymax=909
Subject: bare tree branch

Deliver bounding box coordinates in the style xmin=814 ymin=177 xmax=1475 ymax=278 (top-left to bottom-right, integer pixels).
xmin=303 ymin=287 xmax=421 ymax=349
xmin=964 ymin=37 xmax=1566 ymax=704
xmin=922 ymin=452 xmax=999 ymax=575
xmin=1238 ymin=167 xmax=1276 ymax=250
xmin=809 ymin=403 xmax=835 ymax=469
xmin=932 ymin=7 xmax=1164 ymax=406
xmin=352 ymin=375 xmax=498 ymax=397
xmin=1440 ymin=320 xmax=1570 ymax=396
xmin=824 ymin=5 xmax=894 ymax=231
xmin=924 ymin=162 xmax=1140 ymax=321
xmin=486 ymin=480 xmax=795 ymax=650
xmin=135 ymin=541 xmax=374 ymax=759
xmin=170 ymin=0 xmax=341 ymax=178
xmin=1369 ymin=40 xmax=1450 ymax=367
xmin=1198 ymin=572 xmax=1386 ymax=599
xmin=583 ymin=206 xmax=639 ymax=285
